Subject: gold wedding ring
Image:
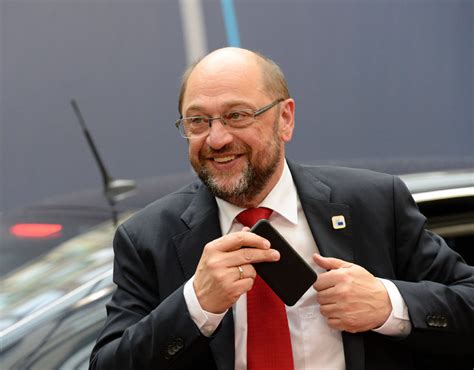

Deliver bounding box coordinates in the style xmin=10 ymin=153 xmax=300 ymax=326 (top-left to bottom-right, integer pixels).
xmin=237 ymin=265 xmax=244 ymax=280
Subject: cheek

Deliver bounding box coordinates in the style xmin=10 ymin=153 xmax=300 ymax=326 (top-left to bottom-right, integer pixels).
xmin=188 ymin=140 xmax=203 ymax=160
xmin=251 ymin=127 xmax=277 ymax=152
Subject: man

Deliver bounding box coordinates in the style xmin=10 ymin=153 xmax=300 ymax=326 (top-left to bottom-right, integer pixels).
xmin=90 ymin=48 xmax=474 ymax=370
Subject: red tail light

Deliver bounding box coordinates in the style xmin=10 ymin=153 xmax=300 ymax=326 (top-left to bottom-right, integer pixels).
xmin=10 ymin=223 xmax=63 ymax=238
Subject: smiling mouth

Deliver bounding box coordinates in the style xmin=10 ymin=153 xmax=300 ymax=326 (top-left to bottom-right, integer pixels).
xmin=213 ymin=155 xmax=238 ymax=163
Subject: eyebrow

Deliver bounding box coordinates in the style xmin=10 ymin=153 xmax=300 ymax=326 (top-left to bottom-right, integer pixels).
xmin=184 ymin=100 xmax=255 ymax=116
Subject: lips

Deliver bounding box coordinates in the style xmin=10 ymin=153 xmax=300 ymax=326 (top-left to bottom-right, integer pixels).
xmin=213 ymin=155 xmax=236 ymax=163
xmin=201 ymin=144 xmax=249 ymax=167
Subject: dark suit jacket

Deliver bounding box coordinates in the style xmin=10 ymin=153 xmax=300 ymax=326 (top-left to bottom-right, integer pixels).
xmin=90 ymin=161 xmax=474 ymax=370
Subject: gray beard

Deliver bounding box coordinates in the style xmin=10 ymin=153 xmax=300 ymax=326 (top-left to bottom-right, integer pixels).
xmin=197 ymin=148 xmax=280 ymax=206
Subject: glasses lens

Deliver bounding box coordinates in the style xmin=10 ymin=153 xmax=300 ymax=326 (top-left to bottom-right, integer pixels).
xmin=223 ymin=110 xmax=253 ymax=127
xmin=181 ymin=118 xmax=208 ymax=138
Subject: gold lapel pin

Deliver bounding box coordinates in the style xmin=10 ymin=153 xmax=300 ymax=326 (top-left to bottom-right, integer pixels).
xmin=331 ymin=215 xmax=346 ymax=230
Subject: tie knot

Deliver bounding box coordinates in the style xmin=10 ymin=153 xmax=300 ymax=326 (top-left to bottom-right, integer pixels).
xmin=236 ymin=207 xmax=273 ymax=228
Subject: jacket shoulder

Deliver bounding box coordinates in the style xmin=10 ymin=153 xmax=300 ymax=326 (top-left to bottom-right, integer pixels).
xmin=120 ymin=180 xmax=201 ymax=232
xmin=299 ymin=163 xmax=395 ymax=189
xmin=289 ymin=162 xmax=410 ymax=207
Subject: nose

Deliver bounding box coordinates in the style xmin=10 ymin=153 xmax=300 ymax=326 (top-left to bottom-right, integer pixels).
xmin=206 ymin=119 xmax=233 ymax=150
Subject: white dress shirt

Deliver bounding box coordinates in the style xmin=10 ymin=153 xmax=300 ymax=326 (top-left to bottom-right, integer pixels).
xmin=184 ymin=161 xmax=411 ymax=369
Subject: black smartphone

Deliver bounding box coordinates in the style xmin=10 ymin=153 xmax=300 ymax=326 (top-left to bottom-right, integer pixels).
xmin=248 ymin=219 xmax=317 ymax=306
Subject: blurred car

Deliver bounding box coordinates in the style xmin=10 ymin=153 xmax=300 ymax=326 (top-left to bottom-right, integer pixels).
xmin=0 ymin=167 xmax=473 ymax=369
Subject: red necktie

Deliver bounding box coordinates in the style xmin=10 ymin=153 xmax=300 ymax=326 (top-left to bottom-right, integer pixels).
xmin=237 ymin=208 xmax=294 ymax=370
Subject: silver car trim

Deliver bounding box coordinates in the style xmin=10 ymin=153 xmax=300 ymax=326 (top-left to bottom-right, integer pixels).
xmin=412 ymin=186 xmax=474 ymax=203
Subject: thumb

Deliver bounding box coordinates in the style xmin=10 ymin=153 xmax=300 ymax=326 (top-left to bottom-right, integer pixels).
xmin=313 ymin=253 xmax=352 ymax=270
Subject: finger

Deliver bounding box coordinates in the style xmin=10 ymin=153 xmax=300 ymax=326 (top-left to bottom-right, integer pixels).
xmin=314 ymin=267 xmax=355 ymax=291
xmin=315 ymin=287 xmax=338 ymax=304
xmin=233 ymin=264 xmax=257 ymax=281
xmin=220 ymin=247 xmax=280 ymax=267
xmin=318 ymin=302 xmax=339 ymax=317
xmin=210 ymin=231 xmax=271 ymax=252
xmin=232 ymin=278 xmax=255 ymax=294
xmin=326 ymin=318 xmax=345 ymax=331
xmin=313 ymin=253 xmax=352 ymax=270
xmin=313 ymin=270 xmax=339 ymax=291
xmin=326 ymin=317 xmax=360 ymax=333
xmin=236 ymin=265 xmax=244 ymax=281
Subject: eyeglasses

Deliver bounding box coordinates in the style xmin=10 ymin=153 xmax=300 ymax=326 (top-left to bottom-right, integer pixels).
xmin=175 ymin=98 xmax=284 ymax=139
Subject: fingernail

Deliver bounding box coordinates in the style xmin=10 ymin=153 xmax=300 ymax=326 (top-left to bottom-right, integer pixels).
xmin=264 ymin=240 xmax=271 ymax=248
xmin=271 ymin=250 xmax=280 ymax=260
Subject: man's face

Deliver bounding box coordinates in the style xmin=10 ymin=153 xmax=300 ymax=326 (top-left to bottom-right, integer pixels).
xmin=193 ymin=113 xmax=282 ymax=206
xmin=181 ymin=52 xmax=293 ymax=207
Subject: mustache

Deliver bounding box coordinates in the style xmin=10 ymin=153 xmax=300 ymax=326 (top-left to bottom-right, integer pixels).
xmin=200 ymin=143 xmax=250 ymax=157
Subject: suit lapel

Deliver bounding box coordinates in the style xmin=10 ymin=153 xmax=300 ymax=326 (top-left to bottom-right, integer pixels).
xmin=172 ymin=184 xmax=221 ymax=279
xmin=288 ymin=161 xmax=354 ymax=262
xmin=288 ymin=161 xmax=365 ymax=370
xmin=171 ymin=184 xmax=235 ymax=370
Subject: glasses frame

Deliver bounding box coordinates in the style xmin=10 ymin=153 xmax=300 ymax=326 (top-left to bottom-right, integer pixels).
xmin=175 ymin=98 xmax=284 ymax=139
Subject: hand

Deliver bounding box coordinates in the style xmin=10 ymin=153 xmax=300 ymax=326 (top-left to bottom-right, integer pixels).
xmin=194 ymin=228 xmax=280 ymax=313
xmin=313 ymin=254 xmax=392 ymax=333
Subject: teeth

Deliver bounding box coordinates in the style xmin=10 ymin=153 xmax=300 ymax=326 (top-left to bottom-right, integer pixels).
xmin=214 ymin=156 xmax=235 ymax=163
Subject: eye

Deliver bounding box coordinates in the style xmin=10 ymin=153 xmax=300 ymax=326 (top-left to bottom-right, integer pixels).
xmin=188 ymin=116 xmax=206 ymax=124
xmin=226 ymin=111 xmax=251 ymax=121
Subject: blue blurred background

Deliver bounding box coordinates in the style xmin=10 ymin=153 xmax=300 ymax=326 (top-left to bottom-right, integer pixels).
xmin=1 ymin=0 xmax=472 ymax=212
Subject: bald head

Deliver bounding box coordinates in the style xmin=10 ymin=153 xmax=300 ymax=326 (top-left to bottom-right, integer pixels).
xmin=178 ymin=47 xmax=290 ymax=115
xmin=195 ymin=47 xmax=259 ymax=74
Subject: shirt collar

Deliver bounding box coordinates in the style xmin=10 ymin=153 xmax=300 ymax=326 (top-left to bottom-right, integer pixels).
xmin=215 ymin=160 xmax=298 ymax=234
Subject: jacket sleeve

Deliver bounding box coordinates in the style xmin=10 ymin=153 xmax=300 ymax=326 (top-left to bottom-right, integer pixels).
xmin=89 ymin=225 xmax=215 ymax=370
xmin=390 ymin=176 xmax=474 ymax=354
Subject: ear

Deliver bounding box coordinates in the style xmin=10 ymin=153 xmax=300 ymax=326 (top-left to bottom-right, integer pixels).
xmin=279 ymin=98 xmax=295 ymax=142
